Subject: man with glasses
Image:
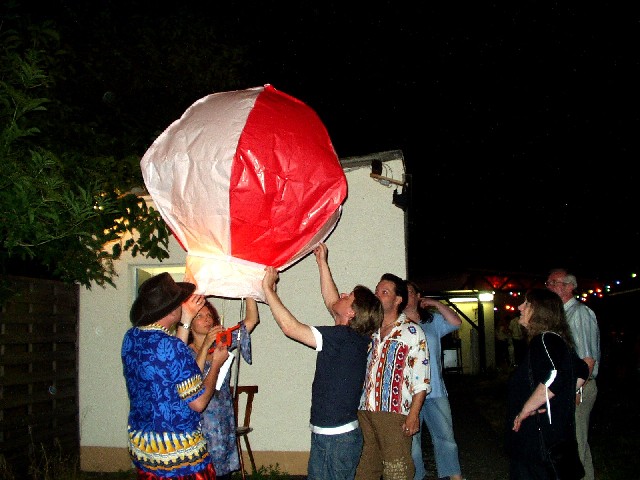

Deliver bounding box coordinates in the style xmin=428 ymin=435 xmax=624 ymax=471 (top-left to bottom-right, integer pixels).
xmin=546 ymin=268 xmax=600 ymax=480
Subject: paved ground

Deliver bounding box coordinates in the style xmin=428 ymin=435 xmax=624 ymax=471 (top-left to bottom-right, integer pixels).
xmin=420 ymin=367 xmax=639 ymax=480
xmin=422 ymin=373 xmax=509 ymax=480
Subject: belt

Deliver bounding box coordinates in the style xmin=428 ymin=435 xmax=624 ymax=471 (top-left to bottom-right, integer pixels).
xmin=310 ymin=420 xmax=359 ymax=435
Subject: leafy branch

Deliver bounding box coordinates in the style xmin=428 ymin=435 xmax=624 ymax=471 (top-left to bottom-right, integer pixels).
xmin=0 ymin=18 xmax=170 ymax=288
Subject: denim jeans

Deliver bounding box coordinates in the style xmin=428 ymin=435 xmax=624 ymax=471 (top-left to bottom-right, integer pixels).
xmin=412 ymin=396 xmax=461 ymax=480
xmin=307 ymin=427 xmax=363 ymax=480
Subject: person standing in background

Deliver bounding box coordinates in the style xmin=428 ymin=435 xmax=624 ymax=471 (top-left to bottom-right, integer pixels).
xmin=405 ymin=281 xmax=464 ymax=480
xmin=546 ymin=268 xmax=600 ymax=480
xmin=356 ymin=273 xmax=430 ymax=480
xmin=187 ymin=297 xmax=260 ymax=480
xmin=507 ymin=288 xmax=589 ymax=479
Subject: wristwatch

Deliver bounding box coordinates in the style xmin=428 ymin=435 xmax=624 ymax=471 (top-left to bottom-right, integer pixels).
xmin=177 ymin=322 xmax=190 ymax=330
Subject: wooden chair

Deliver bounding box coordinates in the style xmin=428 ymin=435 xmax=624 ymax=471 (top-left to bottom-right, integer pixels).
xmin=232 ymin=385 xmax=258 ymax=479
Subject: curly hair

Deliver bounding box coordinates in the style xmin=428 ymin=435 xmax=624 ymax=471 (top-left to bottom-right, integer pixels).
xmin=523 ymin=288 xmax=574 ymax=348
xmin=187 ymin=300 xmax=221 ymax=344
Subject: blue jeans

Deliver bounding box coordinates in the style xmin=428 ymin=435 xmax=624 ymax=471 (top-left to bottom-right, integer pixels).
xmin=308 ymin=427 xmax=363 ymax=480
xmin=412 ymin=396 xmax=461 ymax=480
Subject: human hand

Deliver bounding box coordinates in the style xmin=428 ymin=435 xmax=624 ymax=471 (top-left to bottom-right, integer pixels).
xmin=182 ymin=294 xmax=206 ymax=319
xmin=512 ymin=408 xmax=545 ymax=432
xmin=209 ymin=341 xmax=229 ymax=369
xmin=202 ymin=325 xmax=225 ymax=353
xmin=402 ymin=417 xmax=420 ymax=437
xmin=419 ymin=297 xmax=440 ymax=309
xmin=313 ymin=242 xmax=328 ymax=264
xmin=512 ymin=413 xmax=523 ymax=432
xmin=262 ymin=267 xmax=279 ymax=294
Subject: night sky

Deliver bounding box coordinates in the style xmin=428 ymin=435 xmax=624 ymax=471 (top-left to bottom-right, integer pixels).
xmin=233 ymin=3 xmax=639 ymax=281
xmin=14 ymin=2 xmax=640 ymax=281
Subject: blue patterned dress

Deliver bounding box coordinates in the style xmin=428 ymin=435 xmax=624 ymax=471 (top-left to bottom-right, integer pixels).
xmin=121 ymin=324 xmax=213 ymax=478
xmin=191 ymin=322 xmax=252 ymax=477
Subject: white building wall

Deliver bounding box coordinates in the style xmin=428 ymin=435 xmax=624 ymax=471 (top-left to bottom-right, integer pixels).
xmin=78 ymin=154 xmax=407 ymax=474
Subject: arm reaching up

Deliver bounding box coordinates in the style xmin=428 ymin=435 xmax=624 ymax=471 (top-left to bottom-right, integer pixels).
xmin=243 ymin=297 xmax=260 ymax=333
xmin=176 ymin=294 xmax=206 ymax=343
xmin=420 ymin=297 xmax=462 ymax=328
xmin=314 ymin=243 xmax=339 ymax=317
xmin=262 ymin=267 xmax=316 ymax=348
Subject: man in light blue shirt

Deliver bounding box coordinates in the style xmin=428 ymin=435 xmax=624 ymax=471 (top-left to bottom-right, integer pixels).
xmin=405 ymin=281 xmax=464 ymax=480
xmin=546 ymin=268 xmax=600 ymax=480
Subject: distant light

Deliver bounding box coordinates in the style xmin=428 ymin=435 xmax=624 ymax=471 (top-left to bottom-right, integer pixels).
xmin=451 ymin=293 xmax=494 ymax=303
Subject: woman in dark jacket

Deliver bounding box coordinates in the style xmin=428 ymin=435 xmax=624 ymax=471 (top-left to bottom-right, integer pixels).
xmin=506 ymin=288 xmax=589 ymax=479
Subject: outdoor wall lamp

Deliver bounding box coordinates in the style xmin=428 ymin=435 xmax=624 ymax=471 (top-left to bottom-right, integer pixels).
xmin=370 ymin=159 xmax=404 ymax=186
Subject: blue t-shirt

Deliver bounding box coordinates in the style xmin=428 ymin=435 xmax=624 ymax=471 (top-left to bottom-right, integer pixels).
xmin=310 ymin=325 xmax=371 ymax=428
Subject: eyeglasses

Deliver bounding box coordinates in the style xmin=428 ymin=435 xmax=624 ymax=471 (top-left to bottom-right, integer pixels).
xmin=545 ymin=280 xmax=570 ymax=287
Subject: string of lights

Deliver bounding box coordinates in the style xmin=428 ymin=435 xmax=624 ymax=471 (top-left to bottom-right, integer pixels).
xmin=500 ymin=272 xmax=638 ymax=312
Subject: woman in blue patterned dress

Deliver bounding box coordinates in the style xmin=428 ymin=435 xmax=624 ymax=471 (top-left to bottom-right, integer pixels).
xmin=187 ymin=298 xmax=260 ymax=480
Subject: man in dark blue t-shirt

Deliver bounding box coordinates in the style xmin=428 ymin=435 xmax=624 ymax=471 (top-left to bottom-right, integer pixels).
xmin=262 ymin=243 xmax=383 ymax=480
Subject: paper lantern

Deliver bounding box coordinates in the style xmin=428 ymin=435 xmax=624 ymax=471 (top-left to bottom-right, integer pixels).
xmin=141 ymin=85 xmax=347 ymax=301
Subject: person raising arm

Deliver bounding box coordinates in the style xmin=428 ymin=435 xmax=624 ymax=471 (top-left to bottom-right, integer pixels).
xmin=262 ymin=242 xmax=383 ymax=480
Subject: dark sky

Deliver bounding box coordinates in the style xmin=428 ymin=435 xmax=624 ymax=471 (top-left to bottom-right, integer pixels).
xmin=16 ymin=1 xmax=640 ymax=282
xmin=230 ymin=3 xmax=639 ymax=281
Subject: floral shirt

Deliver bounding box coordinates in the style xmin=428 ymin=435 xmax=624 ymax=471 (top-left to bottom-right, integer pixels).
xmin=360 ymin=313 xmax=430 ymax=414
xmin=121 ymin=324 xmax=212 ymax=477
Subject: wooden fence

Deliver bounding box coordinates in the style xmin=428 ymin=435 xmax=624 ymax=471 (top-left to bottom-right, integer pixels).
xmin=0 ymin=275 xmax=79 ymax=477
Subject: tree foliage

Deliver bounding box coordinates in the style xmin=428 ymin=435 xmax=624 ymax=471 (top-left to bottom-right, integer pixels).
xmin=1 ymin=3 xmax=252 ymax=289
xmin=0 ymin=20 xmax=171 ymax=288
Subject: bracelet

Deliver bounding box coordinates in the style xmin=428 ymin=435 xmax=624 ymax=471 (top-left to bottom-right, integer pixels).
xmin=177 ymin=322 xmax=190 ymax=330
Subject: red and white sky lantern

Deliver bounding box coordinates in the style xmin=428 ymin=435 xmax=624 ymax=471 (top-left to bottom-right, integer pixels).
xmin=141 ymin=85 xmax=347 ymax=301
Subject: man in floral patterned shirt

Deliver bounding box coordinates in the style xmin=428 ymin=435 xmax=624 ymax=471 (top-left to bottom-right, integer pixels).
xmin=356 ymin=273 xmax=430 ymax=480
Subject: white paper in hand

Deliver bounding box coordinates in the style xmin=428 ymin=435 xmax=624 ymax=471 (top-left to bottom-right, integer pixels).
xmin=216 ymin=353 xmax=235 ymax=391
